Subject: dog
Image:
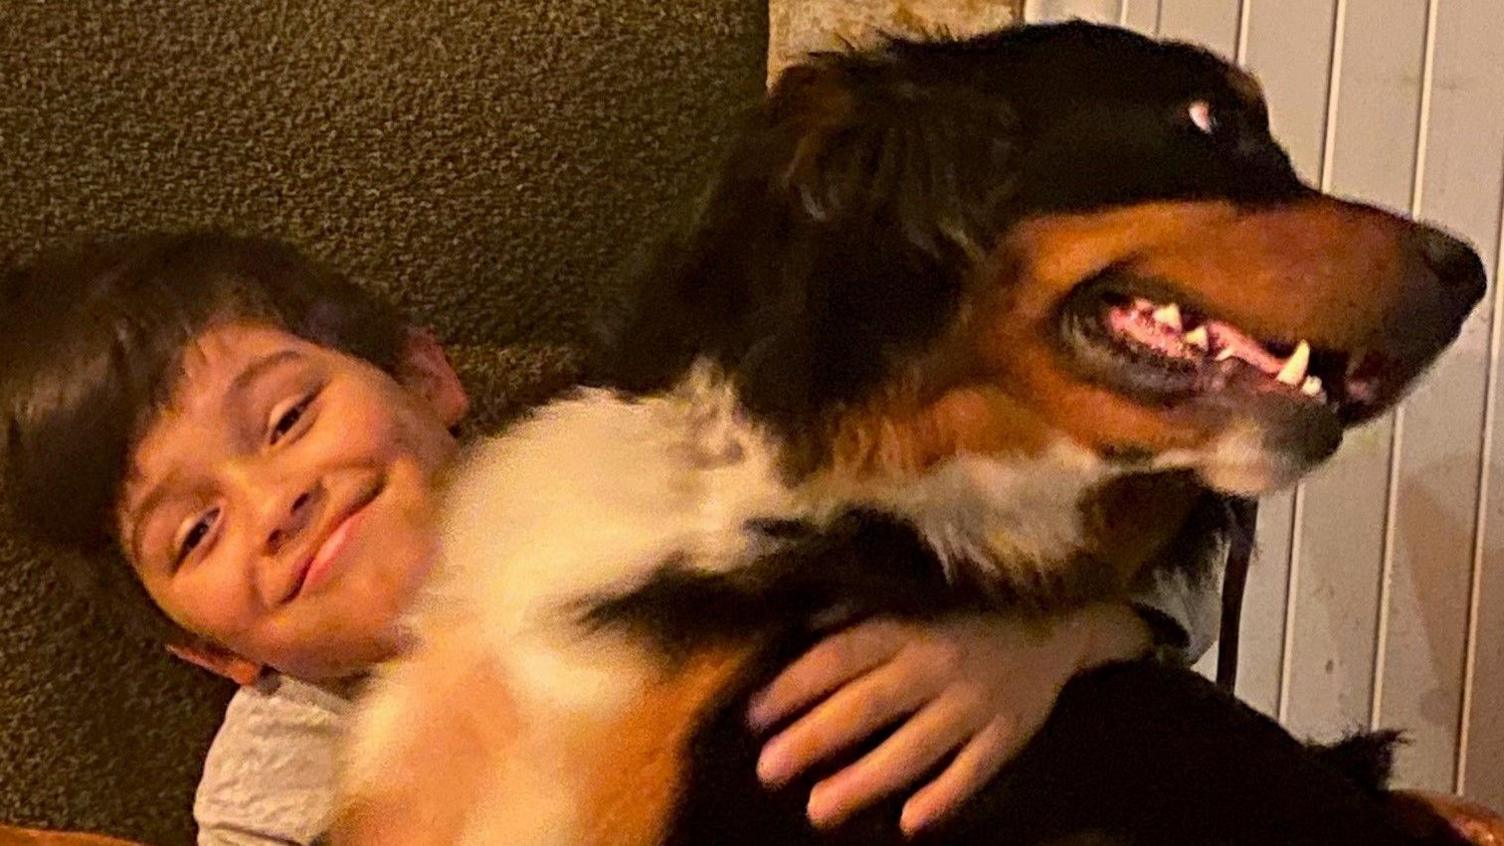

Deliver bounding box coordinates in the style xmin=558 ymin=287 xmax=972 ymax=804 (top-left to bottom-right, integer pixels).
xmin=334 ymin=22 xmax=1486 ymax=845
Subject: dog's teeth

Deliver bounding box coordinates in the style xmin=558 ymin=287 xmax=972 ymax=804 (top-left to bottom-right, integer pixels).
xmin=1301 ymin=375 xmax=1323 ymax=397
xmin=1184 ymin=325 xmax=1210 ymax=350
xmin=1215 ymin=347 xmax=1236 ymax=362
xmin=1276 ymin=340 xmax=1311 ymax=386
xmin=1152 ymin=303 xmax=1183 ymax=331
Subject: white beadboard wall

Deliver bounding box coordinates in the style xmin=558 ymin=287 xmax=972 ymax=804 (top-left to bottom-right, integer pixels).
xmin=1027 ymin=0 xmax=1504 ymax=805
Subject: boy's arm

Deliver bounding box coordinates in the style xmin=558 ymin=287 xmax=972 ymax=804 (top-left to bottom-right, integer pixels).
xmin=749 ymin=566 xmax=1221 ymax=834
xmin=195 ymin=678 xmax=347 ymax=846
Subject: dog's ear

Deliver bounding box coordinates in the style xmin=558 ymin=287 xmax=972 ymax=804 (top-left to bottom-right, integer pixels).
xmin=765 ymin=53 xmax=1021 ymax=258
xmin=707 ymin=52 xmax=1022 ymax=431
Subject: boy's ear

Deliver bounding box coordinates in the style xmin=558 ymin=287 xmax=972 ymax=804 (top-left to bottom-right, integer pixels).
xmin=398 ymin=328 xmax=470 ymax=428
xmin=167 ymin=641 xmax=264 ymax=686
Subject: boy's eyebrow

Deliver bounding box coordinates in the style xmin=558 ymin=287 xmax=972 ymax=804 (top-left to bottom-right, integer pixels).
xmin=224 ymin=349 xmax=305 ymax=415
xmin=128 ymin=471 xmax=183 ymax=567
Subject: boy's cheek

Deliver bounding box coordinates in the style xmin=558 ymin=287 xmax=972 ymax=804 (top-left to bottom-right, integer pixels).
xmin=382 ymin=457 xmax=444 ymax=557
xmin=151 ymin=571 xmax=258 ymax=646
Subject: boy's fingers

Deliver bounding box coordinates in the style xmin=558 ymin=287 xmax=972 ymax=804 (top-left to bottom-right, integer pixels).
xmin=756 ymin=658 xmax=936 ymax=787
xmin=747 ymin=619 xmax=908 ymax=730
xmin=900 ymin=717 xmax=1019 ymax=835
xmin=804 ymin=696 xmax=976 ymax=830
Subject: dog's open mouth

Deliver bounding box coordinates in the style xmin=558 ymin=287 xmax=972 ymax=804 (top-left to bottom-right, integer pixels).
xmin=1063 ymin=281 xmax=1392 ymax=423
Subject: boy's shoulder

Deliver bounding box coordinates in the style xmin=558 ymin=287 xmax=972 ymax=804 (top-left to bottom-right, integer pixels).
xmin=194 ymin=675 xmax=351 ymax=845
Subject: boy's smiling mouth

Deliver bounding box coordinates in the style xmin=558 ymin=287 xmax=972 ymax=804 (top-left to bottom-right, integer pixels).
xmin=288 ymin=481 xmax=385 ymax=602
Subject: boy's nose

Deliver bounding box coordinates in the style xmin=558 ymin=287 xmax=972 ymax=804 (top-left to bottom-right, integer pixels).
xmin=265 ymin=488 xmax=319 ymax=557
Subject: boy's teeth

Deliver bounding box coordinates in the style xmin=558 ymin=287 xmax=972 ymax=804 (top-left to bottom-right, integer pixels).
xmin=1301 ymin=375 xmax=1323 ymax=397
xmin=1184 ymin=325 xmax=1210 ymax=350
xmin=1152 ymin=303 xmax=1183 ymax=331
xmin=1276 ymin=340 xmax=1311 ymax=386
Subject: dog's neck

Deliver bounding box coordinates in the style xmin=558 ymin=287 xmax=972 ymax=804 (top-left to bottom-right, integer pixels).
xmin=798 ymin=445 xmax=1207 ymax=603
xmin=804 ymin=442 xmax=1109 ymax=578
xmin=625 ymin=366 xmax=1213 ymax=605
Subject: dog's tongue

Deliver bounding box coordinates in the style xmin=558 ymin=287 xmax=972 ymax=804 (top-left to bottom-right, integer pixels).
xmin=1206 ymin=320 xmax=1285 ymax=375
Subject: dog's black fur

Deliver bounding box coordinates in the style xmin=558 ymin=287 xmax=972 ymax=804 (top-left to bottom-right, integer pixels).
xmin=581 ymin=21 xmax=1483 ymax=846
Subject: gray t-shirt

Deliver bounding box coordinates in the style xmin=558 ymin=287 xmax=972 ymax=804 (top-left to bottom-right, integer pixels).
xmin=193 ymin=575 xmax=1220 ymax=844
xmin=195 ymin=675 xmax=350 ymax=846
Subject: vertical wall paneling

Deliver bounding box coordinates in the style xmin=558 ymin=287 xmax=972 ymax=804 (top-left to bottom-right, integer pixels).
xmin=1383 ymin=0 xmax=1504 ymax=796
xmin=1368 ymin=0 xmax=1438 ymax=743
xmin=1462 ymin=141 xmax=1504 ymax=805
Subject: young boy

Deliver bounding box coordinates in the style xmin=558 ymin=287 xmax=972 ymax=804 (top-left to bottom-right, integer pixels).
xmin=0 ymin=232 xmax=1217 ymax=844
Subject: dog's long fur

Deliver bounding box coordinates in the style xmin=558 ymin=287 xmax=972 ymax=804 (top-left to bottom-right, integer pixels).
xmin=336 ymin=23 xmax=1485 ymax=846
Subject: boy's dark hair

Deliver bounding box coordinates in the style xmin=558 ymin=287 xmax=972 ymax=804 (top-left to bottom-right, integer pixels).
xmin=0 ymin=232 xmax=409 ymax=642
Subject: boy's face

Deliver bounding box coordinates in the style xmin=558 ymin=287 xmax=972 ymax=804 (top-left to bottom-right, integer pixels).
xmin=118 ymin=322 xmax=467 ymax=681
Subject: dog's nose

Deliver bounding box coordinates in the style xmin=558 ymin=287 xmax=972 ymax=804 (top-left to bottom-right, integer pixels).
xmin=1419 ymin=225 xmax=1488 ymax=307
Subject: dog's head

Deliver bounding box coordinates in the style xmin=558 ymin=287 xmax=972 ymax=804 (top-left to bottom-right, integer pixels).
xmin=608 ymin=22 xmax=1485 ymax=497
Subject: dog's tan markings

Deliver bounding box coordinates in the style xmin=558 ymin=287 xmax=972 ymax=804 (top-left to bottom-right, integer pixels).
xmin=823 ymin=381 xmax=1058 ymax=482
xmin=333 ymin=631 xmax=520 ymax=846
xmin=574 ymin=643 xmax=760 ymax=846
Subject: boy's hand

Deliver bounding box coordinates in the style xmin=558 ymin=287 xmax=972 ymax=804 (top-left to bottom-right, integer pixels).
xmin=746 ymin=604 xmax=1151 ymax=834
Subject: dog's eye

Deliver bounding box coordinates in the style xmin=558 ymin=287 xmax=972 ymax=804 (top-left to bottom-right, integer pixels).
xmin=1188 ymin=100 xmax=1217 ymax=135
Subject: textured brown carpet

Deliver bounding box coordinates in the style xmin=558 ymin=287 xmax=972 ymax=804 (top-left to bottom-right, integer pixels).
xmin=0 ymin=2 xmax=766 ymax=843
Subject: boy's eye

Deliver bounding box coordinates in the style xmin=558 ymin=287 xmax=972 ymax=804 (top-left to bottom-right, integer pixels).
xmin=269 ymin=394 xmax=315 ymax=446
xmin=176 ymin=508 xmax=220 ymax=565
